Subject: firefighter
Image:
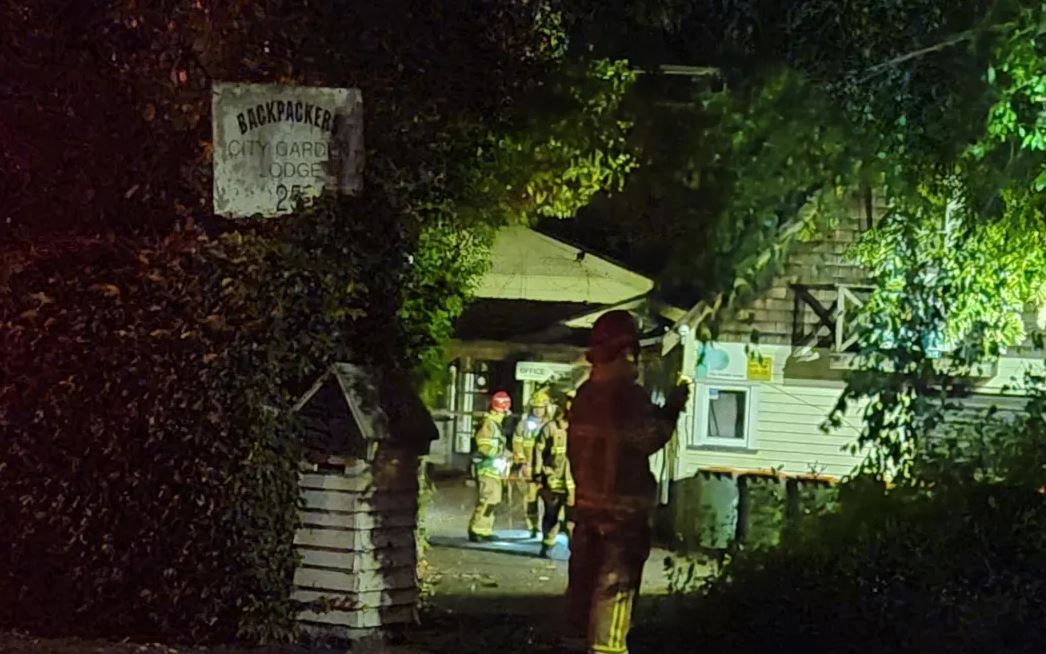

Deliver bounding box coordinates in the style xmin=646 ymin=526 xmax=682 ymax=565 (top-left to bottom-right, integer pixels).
xmin=512 ymin=388 xmax=551 ymax=537
xmin=565 ymin=311 xmax=690 ymax=654
xmin=467 ymin=391 xmax=512 ymax=543
xmin=563 ymin=390 xmax=577 ymax=544
xmin=537 ymin=392 xmax=575 ymax=558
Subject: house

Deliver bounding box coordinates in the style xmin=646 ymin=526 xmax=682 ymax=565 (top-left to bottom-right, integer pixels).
xmin=653 ymin=193 xmax=1045 ymax=549
xmin=427 ymin=225 xmax=681 ymax=472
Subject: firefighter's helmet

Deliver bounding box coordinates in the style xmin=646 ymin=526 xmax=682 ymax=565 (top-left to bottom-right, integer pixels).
xmin=530 ymin=389 xmax=551 ymax=408
xmin=491 ymin=391 xmax=512 ymax=412
xmin=587 ymin=310 xmax=640 ymax=364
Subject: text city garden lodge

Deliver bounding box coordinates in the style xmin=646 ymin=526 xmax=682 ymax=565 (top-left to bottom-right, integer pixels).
xmin=228 ymin=98 xmax=339 ymax=180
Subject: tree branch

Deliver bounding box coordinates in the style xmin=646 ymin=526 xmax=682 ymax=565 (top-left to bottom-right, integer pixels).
xmin=857 ymin=29 xmax=976 ymax=82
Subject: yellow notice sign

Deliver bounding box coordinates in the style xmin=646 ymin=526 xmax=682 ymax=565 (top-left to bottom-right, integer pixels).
xmin=746 ymin=354 xmax=773 ymax=381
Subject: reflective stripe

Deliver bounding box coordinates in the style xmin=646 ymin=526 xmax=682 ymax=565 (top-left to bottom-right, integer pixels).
xmin=591 ymin=590 xmax=631 ymax=654
xmin=574 ymin=494 xmax=654 ymax=516
xmin=613 ymin=591 xmax=630 ymax=650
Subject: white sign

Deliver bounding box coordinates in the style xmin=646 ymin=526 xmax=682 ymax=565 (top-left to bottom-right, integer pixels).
xmin=211 ymin=82 xmax=364 ymax=218
xmin=696 ymin=342 xmax=780 ymax=382
xmin=515 ymin=361 xmax=575 ymax=383
xmin=695 ymin=342 xmax=749 ymax=381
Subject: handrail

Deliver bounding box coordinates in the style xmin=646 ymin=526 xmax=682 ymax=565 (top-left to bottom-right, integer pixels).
xmin=696 ymin=465 xmax=839 ymax=485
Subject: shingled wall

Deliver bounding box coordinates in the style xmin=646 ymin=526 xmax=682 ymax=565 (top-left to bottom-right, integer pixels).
xmin=712 ymin=192 xmax=1043 ymax=360
xmin=717 ymin=195 xmax=876 ymax=346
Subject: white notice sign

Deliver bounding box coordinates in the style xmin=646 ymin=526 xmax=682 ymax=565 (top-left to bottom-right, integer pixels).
xmin=515 ymin=361 xmax=576 ymax=383
xmin=211 ymin=82 xmax=363 ymax=218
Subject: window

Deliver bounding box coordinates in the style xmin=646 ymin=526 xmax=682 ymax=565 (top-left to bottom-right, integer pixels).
xmin=690 ymin=384 xmax=756 ymax=450
xmin=708 ymin=389 xmax=746 ymax=439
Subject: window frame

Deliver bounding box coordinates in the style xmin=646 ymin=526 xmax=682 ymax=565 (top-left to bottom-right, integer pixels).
xmin=688 ymin=382 xmax=758 ymax=451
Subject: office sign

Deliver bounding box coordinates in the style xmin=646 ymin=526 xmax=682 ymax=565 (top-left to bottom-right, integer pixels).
xmin=515 ymin=361 xmax=575 ymax=383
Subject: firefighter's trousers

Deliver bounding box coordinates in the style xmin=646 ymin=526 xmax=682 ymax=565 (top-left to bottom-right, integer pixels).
xmin=539 ymin=488 xmax=569 ymax=547
xmin=566 ymin=518 xmax=651 ymax=654
xmin=468 ymin=474 xmax=503 ymax=537
xmin=517 ymin=479 xmax=541 ymax=533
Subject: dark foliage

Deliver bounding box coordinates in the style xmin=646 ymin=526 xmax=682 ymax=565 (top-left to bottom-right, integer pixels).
xmin=642 ymin=479 xmax=1046 ymax=654
xmin=0 ymin=192 xmax=423 ymax=642
xmin=1 ymin=230 xmax=297 ymax=642
xmin=0 ymin=0 xmax=633 ymax=644
xmin=649 ymin=381 xmax=1046 ymax=654
xmin=0 ymin=0 xmax=557 ymax=237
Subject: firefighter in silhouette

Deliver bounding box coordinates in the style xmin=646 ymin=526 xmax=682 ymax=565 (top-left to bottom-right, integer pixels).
xmin=512 ymin=388 xmax=552 ymax=537
xmin=468 ymin=391 xmax=512 ymax=542
xmin=565 ymin=311 xmax=690 ymax=654
xmin=537 ymin=391 xmax=575 ymax=558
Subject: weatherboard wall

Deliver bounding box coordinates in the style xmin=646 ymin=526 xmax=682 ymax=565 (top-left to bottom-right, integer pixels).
xmin=668 ymin=338 xmax=1046 ymax=486
xmin=680 ymin=380 xmax=865 ymax=479
xmin=292 ymin=450 xmax=422 ymax=640
xmin=670 ymin=340 xmax=867 ymax=481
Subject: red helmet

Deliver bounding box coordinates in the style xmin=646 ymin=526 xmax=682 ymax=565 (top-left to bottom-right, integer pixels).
xmin=491 ymin=391 xmax=512 ymax=412
xmin=587 ymin=310 xmax=639 ymax=364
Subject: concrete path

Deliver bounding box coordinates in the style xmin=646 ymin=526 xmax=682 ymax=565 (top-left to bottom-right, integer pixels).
xmin=421 ymin=476 xmax=676 ymax=600
xmin=400 ymin=476 xmax=692 ymax=653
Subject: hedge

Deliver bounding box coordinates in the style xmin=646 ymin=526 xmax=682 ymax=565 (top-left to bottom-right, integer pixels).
xmin=643 ymin=479 xmax=1046 ymax=654
xmin=0 ymin=202 xmax=416 ymax=644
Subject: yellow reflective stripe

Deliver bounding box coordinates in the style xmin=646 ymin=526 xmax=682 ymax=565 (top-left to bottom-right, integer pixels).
xmin=610 ymin=592 xmax=623 ymax=651
xmin=589 ymin=590 xmax=627 ymax=652
xmin=610 ymin=590 xmax=630 ymax=652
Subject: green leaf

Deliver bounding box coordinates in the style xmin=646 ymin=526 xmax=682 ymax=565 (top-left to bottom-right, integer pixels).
xmin=1034 ymin=168 xmax=1046 ymax=192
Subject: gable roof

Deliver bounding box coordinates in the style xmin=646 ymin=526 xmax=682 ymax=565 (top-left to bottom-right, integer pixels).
xmin=453 ymin=299 xmax=595 ymax=343
xmin=293 ymin=363 xmax=437 ymax=457
xmin=293 ymin=363 xmax=383 ymax=439
xmin=561 ymin=296 xmax=686 ymax=330
xmin=474 ymin=226 xmax=654 ymax=304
